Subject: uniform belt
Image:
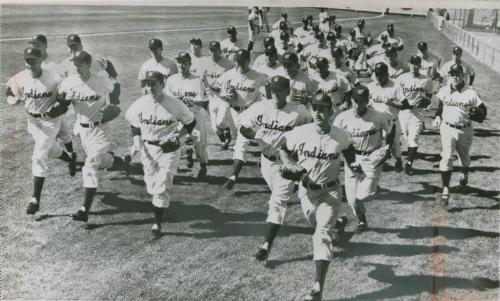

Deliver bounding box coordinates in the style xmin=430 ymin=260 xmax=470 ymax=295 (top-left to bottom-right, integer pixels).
xmin=144 ymin=140 xmax=161 ymax=146
xmin=355 ymin=149 xmax=373 ymax=156
xmin=302 ymin=179 xmax=338 ymax=190
xmin=445 ymin=121 xmax=471 ymax=129
xmin=80 ymin=121 xmax=102 ymax=128
xmin=262 ymin=153 xmax=278 ymax=162
xmin=29 ymin=112 xmax=45 ymax=118
xmin=231 ymin=104 xmax=248 ymax=112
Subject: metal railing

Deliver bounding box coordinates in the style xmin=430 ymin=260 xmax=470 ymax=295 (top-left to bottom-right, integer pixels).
xmin=428 ymin=11 xmax=500 ymax=72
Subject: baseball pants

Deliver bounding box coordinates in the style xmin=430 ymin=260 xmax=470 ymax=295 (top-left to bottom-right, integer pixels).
xmin=57 ymin=107 xmax=75 ymax=144
xmin=439 ymin=122 xmax=473 ymax=172
xmin=28 ymin=116 xmax=65 ymax=177
xmin=189 ymin=105 xmax=210 ymax=164
xmin=399 ymin=110 xmax=424 ymax=148
xmin=390 ymin=118 xmax=402 ymax=159
xmin=74 ymin=123 xmax=114 ymax=188
xmin=231 ymin=106 xmax=251 ymax=162
xmin=208 ymin=93 xmax=233 ymax=136
xmin=297 ymin=182 xmax=342 ymax=261
xmin=261 ymin=155 xmax=295 ymax=225
xmin=344 ymin=155 xmax=383 ymax=216
xmin=140 ymin=143 xmax=181 ymax=208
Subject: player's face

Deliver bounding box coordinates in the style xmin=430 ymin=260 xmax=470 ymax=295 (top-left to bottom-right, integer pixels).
xmin=67 ymin=42 xmax=82 ymax=54
xmin=237 ymin=60 xmax=250 ymax=72
xmin=352 ymin=97 xmax=368 ymax=117
xmin=317 ymin=63 xmax=329 ymax=77
xmin=284 ymin=62 xmax=299 ymax=77
xmin=228 ymin=32 xmax=237 ymax=42
xmin=375 ymin=71 xmax=389 ymax=85
xmin=210 ymin=47 xmax=222 ymax=60
xmin=190 ymin=43 xmax=202 ymax=56
xmin=450 ymin=72 xmax=465 ymax=86
xmin=410 ymin=63 xmax=421 ymax=75
xmin=311 ymin=104 xmax=332 ymax=123
xmin=273 ymin=88 xmax=290 ymax=107
xmin=149 ymin=46 xmax=162 ymax=59
xmin=25 ymin=56 xmax=42 ymax=75
xmin=74 ymin=61 xmax=91 ymax=78
xmin=176 ymin=59 xmax=191 ymax=76
xmin=266 ymin=54 xmax=278 ymax=66
xmin=453 ymin=53 xmax=462 ymax=62
xmin=143 ymin=79 xmax=164 ymax=98
xmin=31 ymin=41 xmax=47 ymax=52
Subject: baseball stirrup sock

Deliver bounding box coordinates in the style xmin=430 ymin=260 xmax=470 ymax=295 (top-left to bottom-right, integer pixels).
xmin=33 ymin=176 xmax=45 ymax=202
xmin=83 ymin=188 xmax=97 ymax=211
xmin=64 ymin=142 xmax=74 ymax=153
xmin=59 ymin=151 xmax=71 ymax=162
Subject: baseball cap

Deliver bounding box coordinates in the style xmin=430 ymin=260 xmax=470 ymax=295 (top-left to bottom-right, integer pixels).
xmin=374 ymin=62 xmax=388 ymax=75
xmin=175 ymin=51 xmax=191 ymax=63
xmin=190 ymin=38 xmax=202 ymax=46
xmin=351 ymin=85 xmax=369 ymax=102
xmin=280 ymin=31 xmax=289 ymax=41
xmin=227 ymin=26 xmax=237 ymax=34
xmin=311 ymin=92 xmax=332 ymax=107
xmin=282 ymin=52 xmax=299 ymax=66
xmin=279 ymin=20 xmax=288 ymax=30
xmin=332 ymin=46 xmax=343 ymax=58
xmin=452 ymin=46 xmax=462 ymax=55
xmin=209 ymin=41 xmax=221 ymax=51
xmin=381 ymin=34 xmax=388 ymax=42
xmin=334 ymin=24 xmax=342 ymax=32
xmin=417 ymin=41 xmax=428 ymax=51
xmin=358 ymin=19 xmax=365 ymax=26
xmin=67 ymin=34 xmax=81 ymax=45
xmin=315 ymin=31 xmax=325 ymax=40
xmin=448 ymin=64 xmax=464 ymax=76
xmin=269 ymin=75 xmax=290 ymax=92
xmin=24 ymin=47 xmax=42 ymax=58
xmin=71 ymin=50 xmax=92 ymax=64
xmin=148 ymin=38 xmax=163 ymax=49
xmin=387 ymin=23 xmax=394 ymax=30
xmin=349 ymin=28 xmax=356 ymax=36
xmin=29 ymin=34 xmax=47 ymax=45
xmin=316 ymin=57 xmax=329 ymax=68
xmin=264 ymin=45 xmax=277 ymax=57
xmin=326 ymin=32 xmax=336 ymax=41
xmin=263 ymin=36 xmax=275 ymax=47
xmin=143 ymin=70 xmax=164 ymax=83
xmin=281 ymin=12 xmax=288 ymax=18
xmin=385 ymin=46 xmax=397 ymax=56
xmin=307 ymin=15 xmax=313 ymax=21
xmin=235 ymin=49 xmax=250 ymax=63
xmin=409 ymin=55 xmax=422 ymax=65
xmin=302 ymin=17 xmax=308 ymax=24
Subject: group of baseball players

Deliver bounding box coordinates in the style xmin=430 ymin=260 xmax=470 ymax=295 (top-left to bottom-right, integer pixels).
xmin=7 ymin=8 xmax=488 ymax=301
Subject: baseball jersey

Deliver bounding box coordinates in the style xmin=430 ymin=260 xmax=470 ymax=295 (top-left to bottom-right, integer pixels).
xmin=285 ymin=123 xmax=353 ymax=184
xmin=319 ymin=12 xmax=329 ymax=23
xmin=319 ymin=22 xmax=332 ymax=34
xmin=125 ymin=94 xmax=194 ymax=141
xmin=58 ymin=52 xmax=107 ymax=78
xmin=376 ymin=31 xmax=404 ymax=48
xmin=240 ymin=100 xmax=311 ymax=156
xmin=397 ymin=72 xmax=433 ymax=107
xmin=58 ymin=71 xmax=114 ymax=124
xmin=330 ymin=63 xmax=357 ymax=85
xmin=216 ymin=68 xmax=267 ymax=108
xmin=42 ymin=57 xmax=59 ymax=74
xmin=366 ymin=43 xmax=387 ymax=59
xmin=367 ymin=79 xmax=402 ymax=118
xmin=311 ymin=71 xmax=352 ymax=110
xmin=220 ymin=38 xmax=246 ymax=62
xmin=336 ymin=36 xmax=355 ymax=53
xmin=7 ymin=68 xmax=62 ymax=114
xmin=190 ymin=54 xmax=207 ymax=78
xmin=294 ymin=27 xmax=314 ymax=40
xmin=274 ymin=66 xmax=313 ymax=102
xmin=368 ymin=56 xmax=405 ymax=78
xmin=334 ymin=107 xmax=392 ymax=153
xmin=254 ymin=62 xmax=281 ymax=78
xmin=298 ymin=34 xmax=318 ymax=49
xmin=437 ymin=84 xmax=483 ymax=125
xmin=439 ymin=60 xmax=475 ymax=85
xmin=271 ymin=19 xmax=293 ymax=31
xmin=165 ymin=73 xmax=207 ymax=107
xmin=418 ymin=51 xmax=441 ymax=78
xmin=138 ymin=57 xmax=178 ymax=81
xmin=197 ymin=56 xmax=235 ymax=89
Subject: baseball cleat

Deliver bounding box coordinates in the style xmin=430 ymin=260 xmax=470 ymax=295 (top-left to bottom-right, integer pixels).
xmin=224 ymin=177 xmax=235 ymax=190
xmin=220 ymin=142 xmax=229 ymax=150
xmin=356 ymin=221 xmax=368 ymax=234
xmin=124 ymin=154 xmax=132 ymax=165
xmin=440 ymin=189 xmax=450 ymax=207
xmin=304 ymin=287 xmax=322 ymax=301
xmin=151 ymin=224 xmax=161 ymax=237
xmin=68 ymin=152 xmax=77 ymax=177
xmin=394 ymin=159 xmax=403 ymax=172
xmin=404 ymin=162 xmax=414 ymax=175
xmin=459 ymin=175 xmax=468 ymax=188
xmin=335 ymin=216 xmax=348 ymax=234
xmin=26 ymin=198 xmax=39 ymax=215
xmin=197 ymin=166 xmax=207 ymax=178
xmin=72 ymin=209 xmax=88 ymax=222
xmin=254 ymin=247 xmax=270 ymax=261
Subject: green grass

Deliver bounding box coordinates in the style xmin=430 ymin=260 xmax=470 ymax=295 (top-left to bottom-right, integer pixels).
xmin=1 ymin=6 xmax=499 ymax=301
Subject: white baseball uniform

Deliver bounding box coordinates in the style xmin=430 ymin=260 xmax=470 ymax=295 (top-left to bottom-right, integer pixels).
xmin=189 ymin=53 xmax=207 ymax=78
xmin=439 ymin=60 xmax=475 ymax=86
xmin=284 ymin=123 xmax=353 ymax=261
xmin=58 ymin=52 xmax=108 ymax=78
xmin=138 ymin=57 xmax=178 ymax=81
xmin=274 ymin=66 xmax=313 ymax=104
xmin=330 ymin=63 xmax=357 ymax=86
xmin=248 ymin=9 xmax=260 ymax=43
xmin=220 ymin=38 xmax=246 ymax=62
xmin=376 ymin=31 xmax=404 ymax=49
xmin=240 ymin=100 xmax=310 ymax=225
xmin=125 ymin=93 xmax=194 ymax=208
xmin=367 ymin=55 xmax=405 ymax=79
xmin=310 ymin=71 xmax=352 ymax=121
xmin=301 ymin=44 xmax=333 ymax=78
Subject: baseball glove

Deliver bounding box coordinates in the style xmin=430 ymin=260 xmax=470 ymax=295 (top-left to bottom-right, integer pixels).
xmin=159 ymin=135 xmax=180 ymax=153
xmin=100 ymin=104 xmax=121 ymax=123
xmin=468 ymin=106 xmax=486 ymax=123
xmin=279 ymin=163 xmax=306 ymax=181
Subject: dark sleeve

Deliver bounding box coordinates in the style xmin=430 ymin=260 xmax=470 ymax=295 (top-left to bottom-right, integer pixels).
xmin=184 ymin=119 xmax=197 ymax=134
xmin=435 ymin=100 xmax=443 ymax=118
xmin=342 ymin=144 xmax=356 ymax=165
xmin=469 ymin=74 xmax=475 ymax=86
xmin=105 ymin=60 xmax=118 ymax=79
xmin=385 ymin=122 xmax=396 ymax=146
xmin=131 ymin=125 xmax=141 ymax=136
xmin=6 ymin=87 xmax=14 ymax=97
xmin=240 ymin=126 xmax=256 ymax=139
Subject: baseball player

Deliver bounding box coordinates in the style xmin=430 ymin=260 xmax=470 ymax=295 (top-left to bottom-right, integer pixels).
xmin=367 ymin=46 xmax=406 ymax=79
xmin=301 ymin=31 xmax=333 ymax=78
xmin=165 ymin=52 xmax=210 ymax=178
xmin=278 ymin=93 xmax=356 ymax=301
xmin=252 ymin=37 xmax=277 ymax=70
xmin=367 ymin=62 xmax=407 ymax=171
xmin=330 ymin=46 xmax=358 ymax=86
xmin=6 ymin=47 xmax=77 ymax=215
xmin=334 ymin=85 xmax=395 ymax=233
xmin=319 ymin=16 xmax=335 ymax=34
xmin=259 ymin=7 xmax=270 ymax=32
xmin=57 ymin=51 xmax=124 ymax=223
xmin=433 ymin=64 xmax=487 ymax=205
xmin=198 ymin=41 xmax=235 ymax=150
xmin=215 ymin=49 xmax=267 ymax=189
xmin=248 ymin=6 xmax=261 ymax=51
xmin=333 ymin=24 xmax=354 ymax=55
xmin=237 ymin=75 xmax=310 ymax=262
xmin=297 ymin=24 xmax=320 ymax=51
xmin=439 ymin=46 xmax=475 ymax=86
xmin=319 ymin=8 xmax=329 ymax=24
xmin=276 ymin=31 xmax=302 ymax=57
xmin=125 ymin=71 xmax=196 ymax=235
xmin=350 ymin=21 xmax=372 ymax=76
xmin=416 ymin=41 xmax=442 ymax=110
xmin=310 ymin=57 xmax=352 ymax=121
xmin=376 ymin=24 xmax=404 ymax=51
xmin=271 ymin=12 xmax=294 ymax=35
xmin=366 ymin=35 xmax=390 ymax=60
xmin=138 ymin=38 xmax=178 ymax=83
xmin=221 ymin=26 xmax=248 ymax=62
xmin=397 ymin=55 xmax=433 ymax=175
xmin=253 ymin=45 xmax=282 ymax=77
xmin=274 ymin=52 xmax=313 ymax=105
xmin=188 ymin=38 xmax=206 ymax=77
xmin=294 ymin=17 xmax=314 ymax=40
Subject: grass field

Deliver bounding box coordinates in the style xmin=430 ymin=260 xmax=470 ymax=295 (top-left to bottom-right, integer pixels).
xmin=1 ymin=5 xmax=499 ymax=301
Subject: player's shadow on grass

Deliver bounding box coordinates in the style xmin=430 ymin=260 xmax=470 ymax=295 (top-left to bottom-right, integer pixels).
xmin=375 ymin=181 xmax=440 ymax=204
xmin=265 ymin=255 xmax=313 ymax=269
xmin=370 ymin=225 xmax=499 ymax=240
xmin=332 ymin=263 xmax=499 ymax=301
xmin=332 ymin=241 xmax=458 ymax=258
xmin=473 ymin=128 xmax=500 ymax=137
xmin=207 ymin=159 xmax=259 ymax=167
xmin=173 ymin=175 xmax=267 ymax=186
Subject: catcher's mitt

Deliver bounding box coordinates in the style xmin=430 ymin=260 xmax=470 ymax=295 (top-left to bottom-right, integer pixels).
xmin=100 ymin=104 xmax=121 ymax=123
xmin=159 ymin=135 xmax=180 ymax=153
xmin=468 ymin=106 xmax=486 ymax=123
xmin=279 ymin=163 xmax=306 ymax=181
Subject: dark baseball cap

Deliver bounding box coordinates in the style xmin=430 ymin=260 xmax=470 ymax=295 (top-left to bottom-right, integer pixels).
xmin=417 ymin=41 xmax=428 ymax=51
xmin=264 ymin=36 xmax=275 ymax=47
xmin=409 ymin=55 xmax=422 ymax=65
xmin=316 ymin=57 xmax=329 ymax=68
xmin=334 ymin=24 xmax=342 ymax=32
xmin=71 ymin=50 xmax=92 ymax=64
xmin=307 ymin=15 xmax=313 ymax=21
xmin=381 ymin=34 xmax=388 ymax=41
xmin=190 ymin=38 xmax=202 ymax=46
xmin=315 ymin=31 xmax=325 ymax=40
xmin=448 ymin=64 xmax=464 ymax=76
xmin=358 ymin=19 xmax=365 ymax=25
xmin=280 ymin=31 xmax=289 ymax=41
xmin=227 ymin=26 xmax=237 ymax=34
xmin=385 ymin=46 xmax=397 ymax=56
xmin=387 ymin=23 xmax=394 ymax=30
xmin=311 ymin=92 xmax=332 ymax=107
xmin=374 ymin=62 xmax=388 ymax=75
xmin=279 ymin=20 xmax=288 ymax=30
xmin=235 ymin=49 xmax=250 ymax=63
xmin=67 ymin=34 xmax=81 ymax=45
xmin=452 ymin=46 xmax=462 ymax=55
xmin=264 ymin=45 xmax=277 ymax=57
xmin=209 ymin=41 xmax=221 ymax=50
xmin=282 ymin=52 xmax=299 ymax=66
xmin=29 ymin=34 xmax=47 ymax=45
xmin=326 ymin=32 xmax=336 ymax=41
xmin=349 ymin=28 xmax=356 ymax=36
xmin=332 ymin=46 xmax=343 ymax=58
xmin=148 ymin=38 xmax=163 ymax=49
xmin=281 ymin=12 xmax=288 ymax=18
xmin=24 ymin=47 xmax=42 ymax=58
xmin=175 ymin=51 xmax=191 ymax=63
xmin=269 ymin=75 xmax=290 ymax=92
xmin=143 ymin=70 xmax=165 ymax=83
xmin=351 ymin=85 xmax=369 ymax=102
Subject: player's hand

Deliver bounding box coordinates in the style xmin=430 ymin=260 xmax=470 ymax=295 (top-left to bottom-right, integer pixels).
xmin=254 ymin=128 xmax=267 ymax=140
xmin=432 ymin=116 xmax=442 ymax=128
